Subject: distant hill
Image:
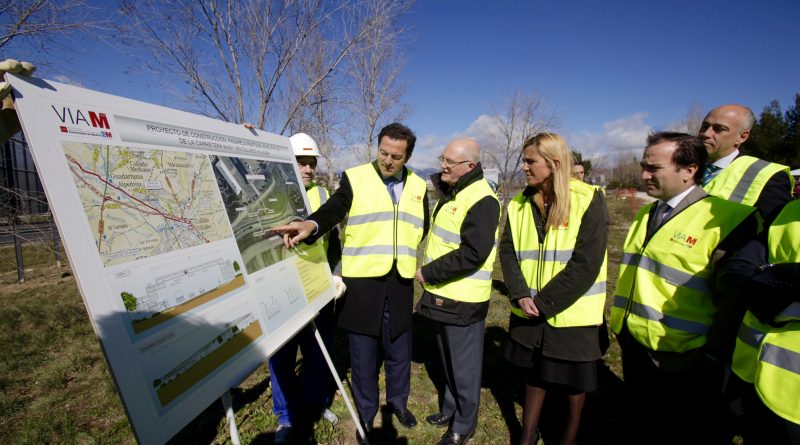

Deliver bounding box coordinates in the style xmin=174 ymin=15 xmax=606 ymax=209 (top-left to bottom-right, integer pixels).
xmin=411 ymin=167 xmax=439 ymax=180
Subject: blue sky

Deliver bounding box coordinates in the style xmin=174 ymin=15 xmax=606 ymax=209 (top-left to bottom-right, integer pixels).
xmin=400 ymin=0 xmax=800 ymax=168
xmin=13 ymin=0 xmax=800 ymax=170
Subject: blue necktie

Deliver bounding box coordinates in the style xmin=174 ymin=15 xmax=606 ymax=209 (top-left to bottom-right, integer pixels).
xmin=385 ymin=177 xmax=398 ymax=204
xmin=702 ymin=164 xmax=721 ymax=186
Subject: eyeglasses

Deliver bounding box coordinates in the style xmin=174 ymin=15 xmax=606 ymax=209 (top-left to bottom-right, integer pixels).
xmin=438 ymin=155 xmax=471 ymax=168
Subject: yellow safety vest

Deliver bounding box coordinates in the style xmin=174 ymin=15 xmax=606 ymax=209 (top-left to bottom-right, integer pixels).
xmin=506 ymin=180 xmax=607 ymax=327
xmin=739 ymin=200 xmax=800 ymax=423
xmin=340 ymin=163 xmax=426 ymax=278
xmin=610 ymin=196 xmax=754 ymax=352
xmin=306 ymin=181 xmax=329 ymax=212
xmin=306 ymin=181 xmax=330 ymax=252
xmin=704 ymin=155 xmax=793 ymax=208
xmin=423 ymin=179 xmax=499 ymax=302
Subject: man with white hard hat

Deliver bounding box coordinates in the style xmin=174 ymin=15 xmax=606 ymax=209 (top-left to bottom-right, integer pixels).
xmin=269 ymin=132 xmax=343 ymax=443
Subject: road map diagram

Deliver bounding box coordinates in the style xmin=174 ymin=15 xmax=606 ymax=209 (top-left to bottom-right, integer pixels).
xmin=212 ymin=155 xmax=307 ymax=275
xmin=9 ymin=74 xmax=340 ymax=444
xmin=63 ymin=142 xmax=234 ymax=267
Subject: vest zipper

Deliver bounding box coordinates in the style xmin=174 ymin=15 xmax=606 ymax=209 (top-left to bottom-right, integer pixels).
xmin=393 ymin=199 xmax=398 ymax=261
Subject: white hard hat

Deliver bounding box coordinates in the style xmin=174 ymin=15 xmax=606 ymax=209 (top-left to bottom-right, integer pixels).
xmin=289 ymin=133 xmax=320 ymax=157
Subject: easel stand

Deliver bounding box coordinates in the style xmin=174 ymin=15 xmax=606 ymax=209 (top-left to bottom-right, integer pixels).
xmin=220 ymin=321 xmax=366 ymax=444
xmin=221 ymin=390 xmax=241 ymax=445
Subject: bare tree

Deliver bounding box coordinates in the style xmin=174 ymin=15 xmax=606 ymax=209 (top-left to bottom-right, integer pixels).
xmin=1 ymin=1 xmax=106 ymax=277
xmin=607 ymin=153 xmax=642 ymax=190
xmin=285 ymin=0 xmax=413 ymax=185
xmin=0 ymin=0 xmax=101 ymax=54
xmin=666 ymin=101 xmax=705 ymax=135
xmin=345 ymin=0 xmax=413 ymax=163
xmin=285 ymin=31 xmax=345 ymax=189
xmin=116 ymin=0 xmax=398 ymax=135
xmin=480 ymin=90 xmax=558 ymax=209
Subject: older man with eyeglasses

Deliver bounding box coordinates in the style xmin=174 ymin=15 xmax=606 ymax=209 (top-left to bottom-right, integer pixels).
xmin=415 ymin=138 xmax=500 ymax=445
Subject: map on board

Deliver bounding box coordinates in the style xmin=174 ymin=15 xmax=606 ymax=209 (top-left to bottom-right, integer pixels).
xmin=211 ymin=155 xmax=308 ymax=275
xmin=62 ymin=142 xmax=234 ymax=267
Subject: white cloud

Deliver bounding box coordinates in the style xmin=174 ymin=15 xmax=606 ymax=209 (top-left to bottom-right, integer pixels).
xmin=409 ymin=114 xmax=511 ymax=171
xmin=569 ymin=113 xmax=652 ymax=162
xmin=52 ymin=75 xmax=85 ymax=88
xmin=408 ymin=112 xmax=654 ymax=171
xmin=463 ymin=114 xmax=501 ymax=140
xmin=408 ymin=133 xmax=448 ymax=170
xmin=407 ymin=126 xmax=484 ymax=171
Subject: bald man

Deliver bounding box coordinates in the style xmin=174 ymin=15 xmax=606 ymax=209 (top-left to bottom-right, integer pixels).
xmin=699 ymin=104 xmax=794 ymax=226
xmin=699 ymin=104 xmax=794 ymax=443
xmin=415 ymin=138 xmax=500 ymax=445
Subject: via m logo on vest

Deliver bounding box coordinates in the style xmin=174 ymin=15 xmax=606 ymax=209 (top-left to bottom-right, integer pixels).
xmin=669 ymin=230 xmax=700 ymax=249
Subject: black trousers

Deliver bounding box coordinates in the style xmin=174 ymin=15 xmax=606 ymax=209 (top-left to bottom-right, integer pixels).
xmin=434 ymin=319 xmax=485 ymax=435
xmin=617 ymin=326 xmax=727 ymax=445
xmin=348 ymin=297 xmax=412 ymax=422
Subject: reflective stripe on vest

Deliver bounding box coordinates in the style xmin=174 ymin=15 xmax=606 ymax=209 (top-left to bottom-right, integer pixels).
xmin=703 ymin=156 xmax=792 ymax=206
xmin=506 ymin=180 xmax=607 ymax=327
xmin=733 ymin=200 xmax=800 ymax=382
xmin=732 ymin=312 xmax=770 ymax=383
xmin=423 ymin=179 xmax=499 ymax=303
xmin=755 ymin=329 xmax=800 ymax=424
xmin=340 ymin=163 xmax=426 ymax=278
xmin=306 ymin=182 xmax=330 ymax=252
xmin=610 ymin=196 xmax=755 ymax=353
xmin=746 ymin=200 xmax=800 ymax=423
xmin=307 ymin=182 xmax=329 ymax=210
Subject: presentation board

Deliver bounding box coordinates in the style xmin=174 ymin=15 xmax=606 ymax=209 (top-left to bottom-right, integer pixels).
xmin=8 ymin=74 xmax=335 ymax=444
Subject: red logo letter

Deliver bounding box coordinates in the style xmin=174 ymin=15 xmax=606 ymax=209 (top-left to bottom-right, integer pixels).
xmin=89 ymin=112 xmax=110 ymax=129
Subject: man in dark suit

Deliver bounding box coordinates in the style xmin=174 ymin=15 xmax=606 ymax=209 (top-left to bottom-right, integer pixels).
xmin=699 ymin=105 xmax=795 ymax=441
xmin=610 ymin=132 xmax=757 ymax=444
xmin=699 ymin=104 xmax=794 ymax=226
xmin=274 ymin=122 xmax=429 ymax=444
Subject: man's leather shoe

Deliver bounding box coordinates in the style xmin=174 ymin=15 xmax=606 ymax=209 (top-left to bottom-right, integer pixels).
xmin=437 ymin=429 xmax=474 ymax=445
xmin=425 ymin=412 xmax=451 ymax=427
xmin=356 ymin=421 xmax=372 ymax=445
xmin=393 ymin=407 xmax=418 ymax=428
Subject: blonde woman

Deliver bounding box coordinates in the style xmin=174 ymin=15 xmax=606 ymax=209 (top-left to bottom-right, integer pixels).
xmin=500 ymin=133 xmax=609 ymax=444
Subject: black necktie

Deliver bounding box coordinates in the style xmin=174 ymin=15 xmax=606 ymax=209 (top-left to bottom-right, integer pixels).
xmin=649 ymin=201 xmax=670 ymax=235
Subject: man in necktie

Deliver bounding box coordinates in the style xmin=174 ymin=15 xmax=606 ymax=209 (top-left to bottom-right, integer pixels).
xmin=273 ymin=123 xmax=429 ymax=444
xmin=699 ymin=106 xmax=796 ymax=442
xmin=699 ymin=104 xmax=793 ymax=225
xmin=610 ymin=132 xmax=757 ymax=444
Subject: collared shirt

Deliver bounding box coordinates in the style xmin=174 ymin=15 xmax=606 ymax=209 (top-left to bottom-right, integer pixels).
xmin=712 ymin=149 xmax=739 ymax=170
xmin=383 ymin=172 xmax=404 ymax=202
xmin=662 ymin=185 xmax=696 ymax=210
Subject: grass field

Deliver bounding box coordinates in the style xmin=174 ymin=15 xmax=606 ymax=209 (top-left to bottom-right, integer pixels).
xmin=0 ymin=191 xmax=648 ymax=445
